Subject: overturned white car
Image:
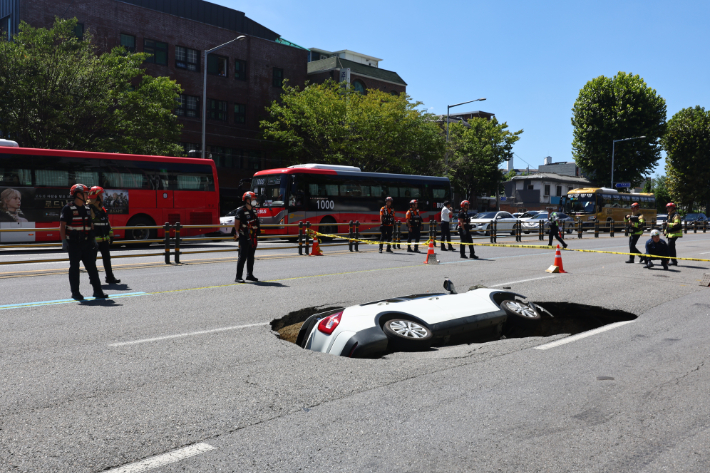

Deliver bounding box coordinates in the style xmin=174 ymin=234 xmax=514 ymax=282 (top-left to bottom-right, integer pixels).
xmin=296 ymin=279 xmax=544 ymax=358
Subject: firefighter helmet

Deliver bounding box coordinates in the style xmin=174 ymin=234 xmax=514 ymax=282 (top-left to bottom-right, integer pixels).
xmin=243 ymin=191 xmax=256 ymax=202
xmin=631 ymin=202 xmax=639 ymax=209
xmin=460 ymin=200 xmax=470 ymax=207
xmin=70 ymin=184 xmax=88 ymax=197
xmin=409 ymin=199 xmax=418 ymax=206
xmin=650 ymin=229 xmax=661 ymax=237
xmin=88 ymin=186 xmax=105 ymax=199
xmin=666 ymin=202 xmax=676 ymax=211
xmin=385 ymin=196 xmax=393 ymax=203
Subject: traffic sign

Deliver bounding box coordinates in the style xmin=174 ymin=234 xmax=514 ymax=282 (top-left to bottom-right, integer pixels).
xmin=615 ymin=182 xmax=631 ymax=188
xmin=500 ymin=196 xmax=507 ymax=201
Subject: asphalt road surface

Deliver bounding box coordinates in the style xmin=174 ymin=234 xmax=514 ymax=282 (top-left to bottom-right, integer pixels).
xmin=1 ymin=234 xmax=709 ymax=472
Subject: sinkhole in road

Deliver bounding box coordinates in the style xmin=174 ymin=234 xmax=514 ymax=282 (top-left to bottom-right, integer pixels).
xmin=271 ymin=302 xmax=637 ymax=355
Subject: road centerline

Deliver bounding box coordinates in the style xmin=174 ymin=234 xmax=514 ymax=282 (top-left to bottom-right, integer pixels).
xmin=534 ymin=320 xmax=635 ymax=350
xmin=109 ymin=322 xmax=270 ymax=347
xmin=104 ymin=442 xmax=215 ymax=473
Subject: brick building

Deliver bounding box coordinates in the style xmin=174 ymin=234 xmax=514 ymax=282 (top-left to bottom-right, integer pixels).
xmin=307 ymin=48 xmax=407 ymax=94
xmin=0 ymin=0 xmax=309 ymax=204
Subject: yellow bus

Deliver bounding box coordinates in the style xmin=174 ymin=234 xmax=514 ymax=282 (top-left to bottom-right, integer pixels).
xmin=562 ymin=187 xmax=656 ymax=231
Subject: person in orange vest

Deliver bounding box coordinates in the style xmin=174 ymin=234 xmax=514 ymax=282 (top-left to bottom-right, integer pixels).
xmin=59 ymin=184 xmax=108 ymax=300
xmin=87 ymin=186 xmax=121 ymax=284
xmin=406 ymin=199 xmax=423 ymax=252
xmin=379 ymin=196 xmax=395 ymax=253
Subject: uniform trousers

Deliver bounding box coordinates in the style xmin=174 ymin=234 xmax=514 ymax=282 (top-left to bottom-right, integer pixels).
xmin=407 ymin=226 xmax=421 ymax=249
xmin=441 ymin=222 xmax=452 ymax=245
xmin=459 ymin=229 xmax=475 ymax=257
xmin=628 ymin=234 xmax=642 ymax=261
xmin=236 ymin=237 xmax=256 ymax=279
xmin=68 ymin=240 xmax=102 ymax=295
xmin=379 ymin=225 xmax=393 ymax=250
xmin=95 ymin=241 xmax=116 ymax=280
xmin=548 ymin=225 xmax=566 ymax=247
xmin=668 ymin=237 xmax=678 ymax=263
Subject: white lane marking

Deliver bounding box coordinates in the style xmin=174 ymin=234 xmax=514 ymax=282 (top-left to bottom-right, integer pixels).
xmin=534 ymin=320 xmax=635 ymax=350
xmin=700 ymin=251 xmax=710 ymax=255
xmin=109 ymin=322 xmax=269 ymax=347
xmin=490 ymin=276 xmax=555 ymax=287
xmin=105 ymin=443 xmax=215 ymax=473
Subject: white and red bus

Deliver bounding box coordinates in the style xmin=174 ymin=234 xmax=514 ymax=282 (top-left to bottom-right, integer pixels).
xmin=0 ymin=143 xmax=219 ymax=243
xmin=250 ymin=164 xmax=452 ymax=236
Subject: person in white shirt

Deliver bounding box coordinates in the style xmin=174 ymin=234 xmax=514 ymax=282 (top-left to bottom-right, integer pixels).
xmin=440 ymin=201 xmax=455 ymax=251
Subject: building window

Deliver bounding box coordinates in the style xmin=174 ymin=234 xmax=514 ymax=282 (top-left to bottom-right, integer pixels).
xmin=352 ymin=80 xmax=366 ymax=94
xmin=144 ymin=39 xmax=168 ymax=65
xmin=176 ymin=46 xmax=199 ymax=72
xmin=1 ymin=16 xmax=11 ymax=41
xmin=207 ymin=54 xmax=227 ymax=77
xmin=248 ymin=151 xmax=261 ymax=170
xmin=272 ymin=68 xmax=284 ymax=88
xmin=177 ymin=95 xmax=199 ymax=118
xmin=211 ymin=147 xmax=241 ymax=169
xmin=556 ymin=185 xmax=562 ymax=196
xmin=208 ymin=99 xmax=228 ymax=121
xmin=235 ymin=59 xmax=247 ymax=81
xmin=74 ymin=23 xmax=84 ymax=40
xmin=544 ymin=185 xmax=550 ymax=196
xmin=120 ymin=34 xmax=135 ymax=52
xmin=234 ymin=104 xmax=246 ymax=123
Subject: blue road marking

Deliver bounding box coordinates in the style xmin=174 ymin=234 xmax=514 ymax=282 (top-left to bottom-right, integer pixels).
xmin=0 ymin=292 xmax=148 ymax=310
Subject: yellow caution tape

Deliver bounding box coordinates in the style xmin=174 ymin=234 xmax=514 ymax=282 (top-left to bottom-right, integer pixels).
xmin=311 ymin=231 xmax=710 ymax=263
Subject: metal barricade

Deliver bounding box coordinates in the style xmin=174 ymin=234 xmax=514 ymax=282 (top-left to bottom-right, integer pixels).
xmin=305 ymin=222 xmax=311 ymax=255
xmin=577 ymin=219 xmax=583 ymax=239
xmin=174 ymin=222 xmax=182 ymax=264
xmin=355 ymin=221 xmax=360 ymax=252
xmin=164 ymin=222 xmax=171 ymax=264
xmin=539 ymin=220 xmax=544 ymax=241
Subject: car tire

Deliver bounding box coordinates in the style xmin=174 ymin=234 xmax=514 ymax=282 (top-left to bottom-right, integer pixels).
xmin=126 ymin=215 xmax=156 ymax=247
xmin=383 ymin=318 xmax=433 ymax=351
xmin=501 ymin=299 xmax=541 ymax=330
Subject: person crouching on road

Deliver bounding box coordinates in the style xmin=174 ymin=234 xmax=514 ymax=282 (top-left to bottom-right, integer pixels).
xmin=59 ymin=184 xmax=108 ymax=300
xmin=379 ymin=196 xmax=395 ymax=254
xmin=458 ymin=200 xmax=478 ymax=259
xmin=87 ymin=186 xmax=121 ymax=284
xmin=664 ymin=202 xmax=682 ymax=266
xmin=406 ymin=199 xmax=422 ymax=253
xmin=644 ymin=229 xmax=669 ymax=270
xmin=547 ymin=212 xmax=568 ymax=249
xmin=234 ymin=191 xmax=261 ymax=283
xmin=440 ymin=201 xmax=455 ymax=251
xmin=624 ymin=202 xmax=646 ymax=264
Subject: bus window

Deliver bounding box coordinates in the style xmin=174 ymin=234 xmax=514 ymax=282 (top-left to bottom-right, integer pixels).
xmin=36 ymin=170 xmax=69 ymax=187
xmin=74 ymin=171 xmax=99 ymax=187
xmin=371 ymin=185 xmax=384 ymax=199
xmin=102 ymin=172 xmax=147 ymax=189
xmin=432 ymin=188 xmax=447 ymax=199
xmin=387 ymin=186 xmax=399 ymax=197
xmin=0 ymin=167 xmax=31 ymax=186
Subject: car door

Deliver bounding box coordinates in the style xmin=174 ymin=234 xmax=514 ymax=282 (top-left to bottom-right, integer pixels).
xmin=496 ymin=212 xmax=515 ymax=231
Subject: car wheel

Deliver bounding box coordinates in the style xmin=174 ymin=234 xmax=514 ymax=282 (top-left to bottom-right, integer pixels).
xmin=126 ymin=215 xmax=157 ymax=247
xmin=383 ymin=318 xmax=433 ymax=351
xmin=501 ymin=300 xmax=541 ymax=330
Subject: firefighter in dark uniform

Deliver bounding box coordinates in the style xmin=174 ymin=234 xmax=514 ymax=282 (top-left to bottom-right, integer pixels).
xmin=59 ymin=184 xmax=108 ymax=300
xmin=664 ymin=202 xmax=682 ymax=266
xmin=458 ymin=200 xmax=478 ymax=259
xmin=379 ymin=196 xmax=395 ymax=253
xmin=234 ymin=191 xmax=261 ymax=283
xmin=624 ymin=202 xmax=646 ymax=264
xmin=87 ymin=186 xmax=121 ymax=284
xmin=547 ymin=212 xmax=568 ymax=248
xmin=406 ymin=199 xmax=422 ymax=252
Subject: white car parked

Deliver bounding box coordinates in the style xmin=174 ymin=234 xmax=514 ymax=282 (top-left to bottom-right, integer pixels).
xmin=297 ymin=279 xmax=543 ymax=358
xmin=219 ymin=209 xmax=238 ymax=236
xmin=468 ymin=211 xmax=518 ymax=235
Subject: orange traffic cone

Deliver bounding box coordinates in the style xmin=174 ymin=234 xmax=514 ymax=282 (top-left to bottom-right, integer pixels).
xmin=424 ymin=239 xmax=439 ymax=265
xmin=545 ymin=244 xmax=566 ymax=273
xmin=310 ymin=237 xmax=323 ymax=256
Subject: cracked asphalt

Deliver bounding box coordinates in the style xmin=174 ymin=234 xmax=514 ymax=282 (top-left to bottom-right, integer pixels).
xmin=1 ymin=234 xmax=709 ymax=472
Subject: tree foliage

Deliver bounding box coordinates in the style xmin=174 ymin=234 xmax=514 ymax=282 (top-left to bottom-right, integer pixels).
xmin=0 ymin=18 xmax=183 ymax=155
xmin=662 ymin=106 xmax=710 ymax=212
xmin=446 ymin=118 xmax=522 ymax=203
xmin=651 ymin=175 xmax=672 ymax=213
xmin=571 ymin=72 xmax=666 ymax=187
xmin=260 ymin=80 xmax=445 ymax=175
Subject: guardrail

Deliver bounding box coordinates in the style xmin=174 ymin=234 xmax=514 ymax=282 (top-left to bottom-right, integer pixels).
xmin=0 ymin=218 xmax=706 ymax=266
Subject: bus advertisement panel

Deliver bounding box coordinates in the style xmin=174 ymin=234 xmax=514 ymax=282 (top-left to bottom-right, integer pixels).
xmin=250 ymin=164 xmax=452 ymax=236
xmin=563 ymin=187 xmax=656 ymax=229
xmin=0 ymin=147 xmax=219 ymax=243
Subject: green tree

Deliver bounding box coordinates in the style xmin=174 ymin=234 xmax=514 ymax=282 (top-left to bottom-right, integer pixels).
xmin=662 ymin=106 xmax=710 ymax=213
xmin=571 ymin=72 xmax=666 ymax=187
xmin=446 ymin=118 xmax=522 ymax=204
xmin=260 ymin=80 xmax=445 ymax=175
xmin=503 ymin=169 xmax=517 ymax=181
xmin=0 ymin=18 xmax=183 ymax=155
xmin=652 ymin=175 xmax=672 ymax=213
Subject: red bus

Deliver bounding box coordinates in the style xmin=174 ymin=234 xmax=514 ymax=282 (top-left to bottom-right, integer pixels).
xmin=250 ymin=164 xmax=452 ymax=236
xmin=0 ymin=144 xmax=219 ymax=243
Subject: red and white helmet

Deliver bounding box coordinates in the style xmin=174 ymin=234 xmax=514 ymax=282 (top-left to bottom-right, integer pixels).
xmin=385 ymin=196 xmax=393 ymax=203
xmin=70 ymin=184 xmax=88 ymax=197
xmin=631 ymin=202 xmax=639 ymax=209
xmin=243 ymin=191 xmax=256 ymax=202
xmin=409 ymin=199 xmax=418 ymax=206
xmin=666 ymin=202 xmax=676 ymax=211
xmin=88 ymin=186 xmax=105 ymax=199
xmin=461 ymin=200 xmax=470 ymax=207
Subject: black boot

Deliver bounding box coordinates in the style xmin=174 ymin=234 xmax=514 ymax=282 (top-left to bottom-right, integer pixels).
xmin=71 ymin=293 xmax=84 ymax=301
xmin=448 ymin=244 xmax=455 ymax=251
xmin=105 ymin=276 xmax=121 ymax=284
xmin=441 ymin=246 xmax=448 ymax=251
xmin=625 ymin=257 xmax=635 ymax=264
xmin=246 ymin=275 xmax=258 ymax=282
xmin=93 ymin=292 xmax=109 ymax=299
xmin=662 ymin=261 xmax=669 ymax=270
xmin=460 ymin=254 xmax=468 ymax=259
xmin=670 ymin=260 xmax=678 ymax=266
xmin=407 ymin=246 xmax=413 ymax=253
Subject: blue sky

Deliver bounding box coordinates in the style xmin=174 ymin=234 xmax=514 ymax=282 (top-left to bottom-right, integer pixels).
xmin=224 ymin=0 xmax=709 ymax=175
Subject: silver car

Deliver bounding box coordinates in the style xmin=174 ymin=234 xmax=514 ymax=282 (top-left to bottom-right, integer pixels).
xmin=521 ymin=212 xmax=575 ymax=234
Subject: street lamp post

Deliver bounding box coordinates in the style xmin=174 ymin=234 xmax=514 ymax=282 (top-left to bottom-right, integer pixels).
xmin=202 ymin=35 xmax=246 ymax=159
xmin=611 ymin=136 xmax=646 ymax=188
xmin=446 ymin=98 xmax=486 ymax=143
